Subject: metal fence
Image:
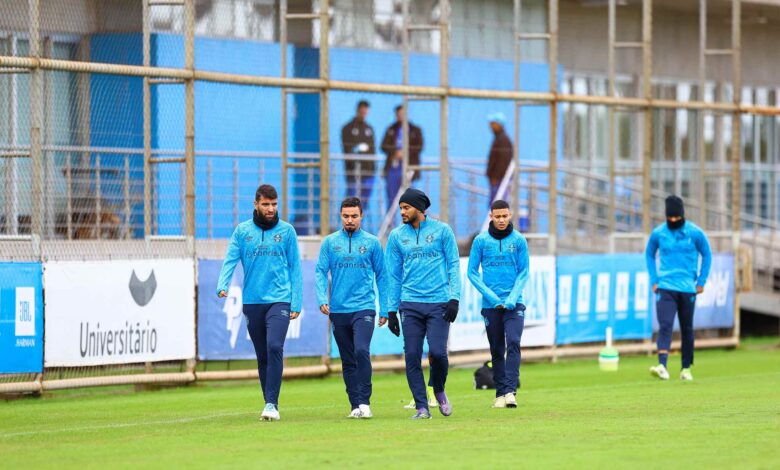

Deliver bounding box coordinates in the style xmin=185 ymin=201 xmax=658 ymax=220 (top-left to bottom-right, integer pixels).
xmin=1 ymin=0 xmax=779 ymax=391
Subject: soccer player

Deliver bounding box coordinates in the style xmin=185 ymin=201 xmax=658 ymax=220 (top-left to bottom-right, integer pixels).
xmin=646 ymin=195 xmax=712 ymax=381
xmin=315 ymin=197 xmax=386 ymax=419
xmin=385 ymin=188 xmax=461 ymax=420
xmin=467 ymin=200 xmax=529 ymax=408
xmin=217 ymin=184 xmax=302 ymax=421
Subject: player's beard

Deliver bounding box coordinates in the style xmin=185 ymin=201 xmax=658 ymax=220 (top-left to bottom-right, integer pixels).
xmin=403 ymin=211 xmax=419 ymax=225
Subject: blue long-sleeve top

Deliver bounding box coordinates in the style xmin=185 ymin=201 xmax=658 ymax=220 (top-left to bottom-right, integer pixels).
xmin=384 ymin=218 xmax=461 ymax=311
xmin=467 ymin=230 xmax=530 ymax=310
xmin=645 ymin=221 xmax=712 ymax=294
xmin=315 ymin=228 xmax=387 ymax=317
xmin=216 ymin=219 xmax=303 ymax=312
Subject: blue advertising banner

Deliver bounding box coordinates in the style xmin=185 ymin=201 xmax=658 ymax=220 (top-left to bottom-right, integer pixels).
xmin=197 ymin=259 xmax=329 ymax=360
xmin=652 ymin=254 xmax=735 ymax=331
xmin=556 ymin=254 xmax=653 ymax=344
xmin=0 ymin=263 xmax=44 ymax=373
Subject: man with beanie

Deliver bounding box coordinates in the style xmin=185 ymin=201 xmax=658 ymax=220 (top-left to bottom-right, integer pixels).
xmin=315 ymin=197 xmax=386 ymax=419
xmin=645 ymin=195 xmax=712 ymax=381
xmin=467 ymin=199 xmax=529 ymax=408
xmin=385 ymin=188 xmax=461 ymax=419
xmin=217 ymin=184 xmax=303 ymax=421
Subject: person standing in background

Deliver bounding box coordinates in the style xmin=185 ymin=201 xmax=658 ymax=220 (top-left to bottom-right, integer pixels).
xmin=341 ymin=101 xmax=376 ymax=202
xmin=381 ymin=105 xmax=424 ymax=210
xmin=486 ymin=113 xmax=513 ymax=205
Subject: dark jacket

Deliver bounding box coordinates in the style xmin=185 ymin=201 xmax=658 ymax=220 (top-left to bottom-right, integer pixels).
xmin=341 ymin=117 xmax=376 ymax=174
xmin=381 ymin=121 xmax=424 ymax=181
xmin=486 ymin=130 xmax=513 ymax=183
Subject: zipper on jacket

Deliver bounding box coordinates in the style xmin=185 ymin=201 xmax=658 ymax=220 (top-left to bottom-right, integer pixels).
xmin=415 ymin=228 xmax=420 ymax=245
xmin=262 ymin=230 xmax=265 ymax=242
xmin=348 ymin=231 xmax=352 ymax=253
xmin=500 ymin=239 xmax=502 ymax=252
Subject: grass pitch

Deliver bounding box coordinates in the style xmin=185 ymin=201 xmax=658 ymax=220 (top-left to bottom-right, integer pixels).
xmin=2 ymin=339 xmax=779 ymax=469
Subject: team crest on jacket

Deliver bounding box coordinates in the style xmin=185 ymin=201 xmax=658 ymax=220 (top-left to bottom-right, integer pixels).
xmin=358 ymin=245 xmax=368 ymax=254
xmin=273 ymin=233 xmax=282 ymax=243
xmin=425 ymin=234 xmax=435 ymax=244
xmin=507 ymin=243 xmax=516 ymax=252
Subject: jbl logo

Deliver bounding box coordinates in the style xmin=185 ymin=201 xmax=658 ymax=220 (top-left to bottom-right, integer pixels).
xmin=15 ymin=287 xmax=35 ymax=337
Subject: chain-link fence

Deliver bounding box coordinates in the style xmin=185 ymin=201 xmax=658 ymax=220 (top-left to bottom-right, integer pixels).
xmin=1 ymin=0 xmax=779 ymax=391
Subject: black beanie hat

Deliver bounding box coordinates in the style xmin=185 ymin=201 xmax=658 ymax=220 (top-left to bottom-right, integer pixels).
xmin=665 ymin=195 xmax=685 ymax=218
xmin=399 ymin=188 xmax=431 ymax=213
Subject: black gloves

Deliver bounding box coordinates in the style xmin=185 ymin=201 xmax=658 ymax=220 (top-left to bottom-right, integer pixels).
xmin=444 ymin=299 xmax=459 ymax=323
xmin=388 ymin=312 xmax=400 ymax=337
xmin=518 ymin=303 xmax=526 ymax=312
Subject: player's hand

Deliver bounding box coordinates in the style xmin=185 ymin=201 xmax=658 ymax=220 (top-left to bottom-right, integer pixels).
xmin=290 ymin=311 xmax=300 ymax=320
xmin=696 ymin=285 xmax=704 ymax=295
xmin=320 ymin=304 xmax=330 ymax=315
xmin=388 ymin=312 xmax=400 ymax=337
xmin=444 ymin=299 xmax=459 ymax=323
xmin=378 ymin=317 xmax=388 ymax=327
xmin=652 ymin=284 xmax=658 ymax=293
xmin=218 ymin=290 xmax=227 ymax=298
xmin=495 ymin=303 xmax=505 ymax=310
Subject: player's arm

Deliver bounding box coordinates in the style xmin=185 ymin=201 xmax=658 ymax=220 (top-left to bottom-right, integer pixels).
xmin=341 ymin=123 xmax=352 ymax=154
xmin=384 ymin=234 xmax=402 ymax=313
xmin=286 ymin=226 xmax=303 ymax=318
xmin=371 ymin=239 xmax=388 ymax=320
xmin=217 ymin=227 xmax=242 ymax=297
xmin=644 ymin=231 xmax=660 ymax=292
xmin=504 ymin=236 xmax=530 ymax=311
xmin=467 ymin=237 xmax=502 ymax=307
xmin=315 ymin=238 xmax=331 ymax=315
xmin=443 ymin=225 xmax=461 ymax=301
xmin=695 ymin=229 xmax=713 ymax=293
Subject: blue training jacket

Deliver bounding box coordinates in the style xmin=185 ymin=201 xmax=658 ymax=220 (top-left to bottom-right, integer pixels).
xmin=216 ymin=219 xmax=303 ymax=312
xmin=467 ymin=230 xmax=530 ymax=310
xmin=315 ymin=228 xmax=387 ymax=317
xmin=645 ymin=220 xmax=712 ymax=294
xmin=385 ymin=218 xmax=461 ymax=311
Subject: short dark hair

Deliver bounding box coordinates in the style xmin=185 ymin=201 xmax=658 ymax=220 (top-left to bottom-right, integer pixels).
xmin=357 ymin=100 xmax=370 ymax=110
xmin=255 ymin=184 xmax=278 ymax=201
xmin=395 ymin=105 xmax=403 ymax=113
xmin=341 ymin=197 xmax=362 ymax=214
xmin=490 ymin=200 xmax=510 ymax=211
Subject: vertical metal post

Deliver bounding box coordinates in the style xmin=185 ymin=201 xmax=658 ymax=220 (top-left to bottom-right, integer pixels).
xmin=401 ymin=0 xmax=410 ymax=190
xmin=697 ymin=0 xmax=707 ymax=226
xmin=730 ymin=0 xmax=742 ymax=340
xmin=232 ymin=159 xmax=239 ymax=227
xmin=5 ymin=36 xmax=20 ymax=235
xmin=184 ymin=0 xmax=196 ymax=241
xmin=319 ymin=0 xmax=330 ymax=236
xmin=607 ymin=0 xmax=617 ymax=234
xmin=143 ymin=0 xmax=152 ymax=237
xmin=95 ymin=154 xmax=102 ymax=239
xmin=207 ymin=158 xmax=213 ymax=238
xmin=42 ymin=36 xmax=53 ymax=239
xmin=439 ymin=0 xmax=450 ymax=222
xmin=548 ymin=0 xmax=558 ymax=254
xmin=512 ymin=0 xmax=522 ymax=227
xmin=65 ymin=153 xmax=72 ymax=239
xmin=280 ymin=0 xmax=288 ymax=220
xmin=124 ymin=155 xmax=131 ymax=239
xmin=641 ymin=0 xmax=653 ymax=234
xmin=29 ymin=0 xmax=43 ymax=239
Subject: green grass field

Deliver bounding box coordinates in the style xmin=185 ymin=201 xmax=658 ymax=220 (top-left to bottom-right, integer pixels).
xmin=2 ymin=340 xmax=779 ymax=469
